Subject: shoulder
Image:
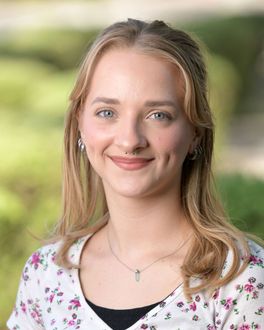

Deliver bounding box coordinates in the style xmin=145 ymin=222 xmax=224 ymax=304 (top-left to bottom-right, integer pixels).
xmin=222 ymin=238 xmax=264 ymax=275
xmin=213 ymin=239 xmax=264 ymax=328
xmin=247 ymin=239 xmax=264 ymax=268
xmin=222 ymin=238 xmax=264 ymax=289
xmin=23 ymin=240 xmax=62 ymax=279
xmin=7 ymin=235 xmax=91 ymax=329
xmin=20 ymin=235 xmax=91 ymax=289
xmin=236 ymin=239 xmax=264 ymax=294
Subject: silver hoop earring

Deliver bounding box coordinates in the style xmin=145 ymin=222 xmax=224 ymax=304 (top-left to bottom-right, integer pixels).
xmin=188 ymin=145 xmax=203 ymax=160
xmin=77 ymin=137 xmax=85 ymax=152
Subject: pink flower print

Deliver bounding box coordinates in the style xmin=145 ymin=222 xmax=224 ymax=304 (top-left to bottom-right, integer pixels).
xmin=177 ymin=301 xmax=184 ymax=308
xmin=212 ymin=289 xmax=219 ymax=300
xmin=22 ymin=268 xmax=29 ymax=282
xmin=244 ymin=283 xmax=254 ymax=292
xmin=195 ymin=295 xmax=201 ymax=302
xmin=207 ymin=325 xmax=216 ymax=330
xmin=49 ymin=293 xmax=55 ymax=303
xmin=14 ymin=306 xmax=19 ymax=317
xmin=252 ymin=290 xmax=259 ymax=299
xmin=249 ymin=255 xmax=263 ymax=266
xmin=68 ymin=320 xmax=75 ymax=326
xmin=248 ymin=277 xmax=256 ymax=283
xmin=69 ymin=297 xmax=81 ymax=310
xmin=190 ymin=302 xmax=197 ymax=311
xmin=52 ymin=255 xmax=56 ymax=262
xmin=220 ymin=297 xmax=236 ymax=310
xmin=31 ymin=252 xmax=41 ymax=269
xmin=238 ymin=324 xmax=250 ymax=330
xmin=27 ymin=299 xmax=43 ymax=326
xmin=20 ymin=301 xmax=26 ymax=314
xmin=192 ymin=314 xmax=199 ymax=321
xmin=140 ymin=324 xmax=148 ymax=329
xmin=224 ymin=297 xmax=232 ymax=310
xmin=249 ymin=255 xmax=258 ymax=264
xmin=57 ymin=269 xmax=64 ymax=276
xmin=256 ymin=306 xmax=264 ymax=315
xmin=164 ymin=312 xmax=171 ymax=320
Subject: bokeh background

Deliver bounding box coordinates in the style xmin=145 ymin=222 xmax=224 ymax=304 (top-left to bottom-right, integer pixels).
xmin=0 ymin=0 xmax=263 ymax=327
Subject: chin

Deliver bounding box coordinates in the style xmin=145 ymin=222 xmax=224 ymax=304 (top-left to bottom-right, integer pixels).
xmin=103 ymin=179 xmax=153 ymax=199
xmin=113 ymin=185 xmax=150 ymax=198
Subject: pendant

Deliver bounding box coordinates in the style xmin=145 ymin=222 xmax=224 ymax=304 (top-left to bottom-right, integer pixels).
xmin=135 ymin=269 xmax=140 ymax=282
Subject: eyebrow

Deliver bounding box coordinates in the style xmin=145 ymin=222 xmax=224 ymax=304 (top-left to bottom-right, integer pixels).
xmin=91 ymin=97 xmax=120 ymax=105
xmin=91 ymin=97 xmax=178 ymax=109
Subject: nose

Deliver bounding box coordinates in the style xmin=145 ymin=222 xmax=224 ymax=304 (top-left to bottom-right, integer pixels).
xmin=114 ymin=118 xmax=148 ymax=153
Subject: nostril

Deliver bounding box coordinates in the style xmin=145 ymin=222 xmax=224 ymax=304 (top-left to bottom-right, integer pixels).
xmin=114 ymin=126 xmax=147 ymax=150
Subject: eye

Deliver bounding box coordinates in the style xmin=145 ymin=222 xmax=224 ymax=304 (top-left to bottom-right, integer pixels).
xmin=148 ymin=112 xmax=172 ymax=121
xmin=96 ymin=109 xmax=114 ymax=118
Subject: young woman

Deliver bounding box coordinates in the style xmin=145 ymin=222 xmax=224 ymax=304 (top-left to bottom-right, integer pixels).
xmin=8 ymin=19 xmax=264 ymax=330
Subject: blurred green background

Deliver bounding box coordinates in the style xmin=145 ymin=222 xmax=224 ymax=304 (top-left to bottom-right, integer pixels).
xmin=0 ymin=9 xmax=264 ymax=328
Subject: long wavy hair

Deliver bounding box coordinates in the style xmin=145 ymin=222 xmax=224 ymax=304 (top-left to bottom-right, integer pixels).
xmin=52 ymin=18 xmax=250 ymax=298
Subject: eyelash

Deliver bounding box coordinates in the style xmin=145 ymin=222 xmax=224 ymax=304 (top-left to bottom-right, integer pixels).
xmin=148 ymin=112 xmax=172 ymax=121
xmin=95 ymin=109 xmax=173 ymax=121
xmin=96 ymin=109 xmax=115 ymax=118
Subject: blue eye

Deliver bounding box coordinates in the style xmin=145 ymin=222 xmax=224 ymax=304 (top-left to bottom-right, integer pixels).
xmin=96 ymin=109 xmax=114 ymax=118
xmin=149 ymin=112 xmax=172 ymax=121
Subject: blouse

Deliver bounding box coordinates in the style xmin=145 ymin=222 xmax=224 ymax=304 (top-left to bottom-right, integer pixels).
xmin=7 ymin=233 xmax=264 ymax=330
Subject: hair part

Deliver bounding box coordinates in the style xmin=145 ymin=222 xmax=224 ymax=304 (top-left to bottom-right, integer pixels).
xmin=50 ymin=18 xmax=250 ymax=299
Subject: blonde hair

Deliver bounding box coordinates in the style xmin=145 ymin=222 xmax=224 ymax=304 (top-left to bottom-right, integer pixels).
xmin=52 ymin=18 xmax=250 ymax=298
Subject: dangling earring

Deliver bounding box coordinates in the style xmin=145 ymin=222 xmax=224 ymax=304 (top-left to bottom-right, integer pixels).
xmin=77 ymin=137 xmax=85 ymax=152
xmin=188 ymin=145 xmax=203 ymax=160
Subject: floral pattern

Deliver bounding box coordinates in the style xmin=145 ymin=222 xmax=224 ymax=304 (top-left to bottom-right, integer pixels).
xmin=7 ymin=237 xmax=264 ymax=329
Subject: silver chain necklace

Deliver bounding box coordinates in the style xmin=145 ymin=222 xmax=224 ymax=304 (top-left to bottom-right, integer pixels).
xmin=107 ymin=229 xmax=192 ymax=282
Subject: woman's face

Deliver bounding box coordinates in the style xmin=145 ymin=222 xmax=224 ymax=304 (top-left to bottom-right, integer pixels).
xmin=79 ymin=48 xmax=197 ymax=198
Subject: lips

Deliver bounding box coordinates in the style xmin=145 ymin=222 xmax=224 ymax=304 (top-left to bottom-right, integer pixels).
xmin=109 ymin=156 xmax=154 ymax=170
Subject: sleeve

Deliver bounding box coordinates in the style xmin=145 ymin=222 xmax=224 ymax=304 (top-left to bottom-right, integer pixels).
xmin=6 ymin=252 xmax=45 ymax=330
xmin=214 ymin=246 xmax=264 ymax=329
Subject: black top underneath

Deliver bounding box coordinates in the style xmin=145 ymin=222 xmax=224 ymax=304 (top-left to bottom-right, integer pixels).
xmin=86 ymin=298 xmax=161 ymax=330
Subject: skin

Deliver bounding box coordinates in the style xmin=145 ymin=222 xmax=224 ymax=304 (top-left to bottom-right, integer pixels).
xmin=78 ymin=48 xmax=199 ymax=307
xmin=79 ymin=48 xmax=197 ymax=200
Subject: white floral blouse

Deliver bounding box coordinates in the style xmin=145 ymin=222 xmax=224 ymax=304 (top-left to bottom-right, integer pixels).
xmin=7 ymin=234 xmax=264 ymax=330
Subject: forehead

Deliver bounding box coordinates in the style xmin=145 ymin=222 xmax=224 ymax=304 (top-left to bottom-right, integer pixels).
xmin=87 ymin=47 xmax=185 ymax=102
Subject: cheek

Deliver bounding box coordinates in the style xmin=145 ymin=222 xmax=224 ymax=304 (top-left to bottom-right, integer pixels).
xmin=81 ymin=121 xmax=111 ymax=155
xmin=155 ymin=128 xmax=192 ymax=156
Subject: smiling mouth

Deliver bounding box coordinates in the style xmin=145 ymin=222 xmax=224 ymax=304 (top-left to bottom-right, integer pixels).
xmin=109 ymin=156 xmax=154 ymax=170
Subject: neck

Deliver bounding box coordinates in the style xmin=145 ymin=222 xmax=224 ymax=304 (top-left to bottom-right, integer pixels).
xmin=103 ymin=185 xmax=193 ymax=262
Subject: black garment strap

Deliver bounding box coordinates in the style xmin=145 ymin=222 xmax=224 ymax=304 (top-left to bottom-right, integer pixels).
xmin=86 ymin=298 xmax=162 ymax=330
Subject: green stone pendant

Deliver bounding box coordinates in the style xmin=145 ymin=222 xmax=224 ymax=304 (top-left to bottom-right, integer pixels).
xmin=135 ymin=269 xmax=140 ymax=282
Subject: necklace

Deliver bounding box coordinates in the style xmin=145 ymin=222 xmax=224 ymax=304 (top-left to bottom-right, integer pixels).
xmin=107 ymin=229 xmax=192 ymax=282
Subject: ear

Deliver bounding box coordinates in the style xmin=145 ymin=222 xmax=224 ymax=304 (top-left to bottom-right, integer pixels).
xmin=188 ymin=128 xmax=202 ymax=154
xmin=76 ymin=109 xmax=84 ymax=139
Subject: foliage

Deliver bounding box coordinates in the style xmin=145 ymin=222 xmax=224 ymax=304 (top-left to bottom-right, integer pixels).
xmin=217 ymin=174 xmax=264 ymax=238
xmin=185 ymin=15 xmax=264 ymax=112
xmin=0 ymin=29 xmax=98 ymax=70
xmin=0 ymin=15 xmax=263 ymax=328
